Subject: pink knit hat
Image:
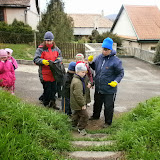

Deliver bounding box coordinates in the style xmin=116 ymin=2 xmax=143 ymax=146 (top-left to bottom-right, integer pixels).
xmin=5 ymin=48 xmax=13 ymax=56
xmin=0 ymin=49 xmax=8 ymax=58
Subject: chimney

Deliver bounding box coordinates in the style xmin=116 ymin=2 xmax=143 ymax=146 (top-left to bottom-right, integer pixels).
xmin=101 ymin=10 xmax=104 ymax=17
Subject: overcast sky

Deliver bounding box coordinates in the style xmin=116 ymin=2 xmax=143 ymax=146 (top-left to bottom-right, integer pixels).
xmin=40 ymin=0 xmax=160 ymax=15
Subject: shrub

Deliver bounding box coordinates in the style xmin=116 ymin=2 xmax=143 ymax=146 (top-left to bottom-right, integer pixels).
xmin=153 ymin=40 xmax=160 ymax=64
xmin=0 ymin=19 xmax=34 ymax=44
xmin=96 ymin=32 xmax=122 ymax=47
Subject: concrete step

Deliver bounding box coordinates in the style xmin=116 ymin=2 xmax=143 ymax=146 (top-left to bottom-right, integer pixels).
xmin=68 ymin=151 xmax=123 ymax=160
xmin=72 ymin=132 xmax=109 ymax=140
xmin=72 ymin=140 xmax=114 ymax=147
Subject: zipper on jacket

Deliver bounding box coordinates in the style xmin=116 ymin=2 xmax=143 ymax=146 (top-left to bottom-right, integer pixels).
xmin=99 ymin=59 xmax=105 ymax=91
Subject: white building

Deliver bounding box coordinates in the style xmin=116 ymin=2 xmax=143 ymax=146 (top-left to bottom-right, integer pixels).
xmin=0 ymin=0 xmax=40 ymax=30
xmin=111 ymin=5 xmax=160 ymax=51
xmin=68 ymin=13 xmax=113 ymax=37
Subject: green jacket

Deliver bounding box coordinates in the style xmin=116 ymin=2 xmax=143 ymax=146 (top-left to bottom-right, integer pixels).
xmin=70 ymin=74 xmax=87 ymax=110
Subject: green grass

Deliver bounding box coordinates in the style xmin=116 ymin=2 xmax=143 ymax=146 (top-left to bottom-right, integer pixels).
xmin=0 ymin=43 xmax=74 ymax=62
xmin=96 ymin=96 xmax=160 ymax=160
xmin=77 ymin=97 xmax=160 ymax=159
xmin=0 ymin=43 xmax=36 ymax=60
xmin=0 ymin=90 xmax=73 ymax=160
xmin=114 ymin=97 xmax=160 ymax=160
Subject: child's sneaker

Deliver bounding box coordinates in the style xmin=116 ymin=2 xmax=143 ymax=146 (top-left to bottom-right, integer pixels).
xmin=78 ymin=129 xmax=87 ymax=136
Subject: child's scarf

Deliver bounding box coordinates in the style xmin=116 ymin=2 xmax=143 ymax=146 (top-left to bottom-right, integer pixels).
xmin=75 ymin=74 xmax=85 ymax=95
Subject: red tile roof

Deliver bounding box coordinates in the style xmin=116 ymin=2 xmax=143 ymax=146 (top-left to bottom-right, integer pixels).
xmin=124 ymin=5 xmax=160 ymax=40
xmin=0 ymin=0 xmax=30 ymax=7
xmin=68 ymin=14 xmax=113 ymax=28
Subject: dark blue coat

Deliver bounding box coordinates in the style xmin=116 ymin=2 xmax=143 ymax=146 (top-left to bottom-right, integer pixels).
xmin=90 ymin=50 xmax=124 ymax=94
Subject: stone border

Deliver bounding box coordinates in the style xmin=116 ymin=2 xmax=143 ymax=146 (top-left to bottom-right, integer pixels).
xmin=16 ymin=55 xmax=134 ymax=66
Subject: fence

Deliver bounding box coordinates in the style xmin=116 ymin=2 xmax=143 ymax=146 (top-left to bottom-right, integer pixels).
xmin=56 ymin=42 xmax=85 ymax=59
xmin=0 ymin=30 xmax=85 ymax=59
xmin=35 ymin=32 xmax=85 ymax=59
xmin=118 ymin=47 xmax=156 ymax=64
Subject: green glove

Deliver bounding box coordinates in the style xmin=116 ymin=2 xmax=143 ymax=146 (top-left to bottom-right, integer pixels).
xmin=42 ymin=59 xmax=49 ymax=66
xmin=88 ymin=55 xmax=94 ymax=62
xmin=108 ymin=81 xmax=118 ymax=87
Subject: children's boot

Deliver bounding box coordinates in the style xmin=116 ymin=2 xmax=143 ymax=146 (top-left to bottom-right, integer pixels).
xmin=49 ymin=100 xmax=60 ymax=110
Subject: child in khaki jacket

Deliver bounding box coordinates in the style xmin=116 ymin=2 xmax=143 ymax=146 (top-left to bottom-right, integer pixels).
xmin=70 ymin=63 xmax=91 ymax=136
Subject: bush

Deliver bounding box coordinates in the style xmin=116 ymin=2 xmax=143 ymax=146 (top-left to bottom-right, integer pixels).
xmin=87 ymin=31 xmax=122 ymax=46
xmin=96 ymin=32 xmax=122 ymax=47
xmin=153 ymin=40 xmax=160 ymax=64
xmin=0 ymin=19 xmax=34 ymax=44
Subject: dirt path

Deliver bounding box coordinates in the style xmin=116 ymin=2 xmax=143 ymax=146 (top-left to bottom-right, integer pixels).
xmin=15 ymin=58 xmax=160 ymax=130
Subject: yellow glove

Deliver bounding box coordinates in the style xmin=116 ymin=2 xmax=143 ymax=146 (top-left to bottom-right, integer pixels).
xmin=88 ymin=55 xmax=94 ymax=62
xmin=108 ymin=81 xmax=118 ymax=87
xmin=42 ymin=59 xmax=49 ymax=66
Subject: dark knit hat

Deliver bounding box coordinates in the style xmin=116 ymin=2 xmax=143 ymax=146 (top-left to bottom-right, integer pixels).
xmin=102 ymin=37 xmax=113 ymax=50
xmin=44 ymin=31 xmax=54 ymax=41
xmin=68 ymin=61 xmax=76 ymax=71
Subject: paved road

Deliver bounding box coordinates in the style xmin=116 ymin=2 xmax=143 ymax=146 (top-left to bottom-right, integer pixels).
xmin=15 ymin=58 xmax=160 ymax=117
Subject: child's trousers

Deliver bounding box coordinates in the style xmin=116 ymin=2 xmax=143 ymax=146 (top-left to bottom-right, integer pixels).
xmin=72 ymin=109 xmax=89 ymax=130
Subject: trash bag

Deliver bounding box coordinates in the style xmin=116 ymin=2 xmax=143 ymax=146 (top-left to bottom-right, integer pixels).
xmin=49 ymin=59 xmax=66 ymax=85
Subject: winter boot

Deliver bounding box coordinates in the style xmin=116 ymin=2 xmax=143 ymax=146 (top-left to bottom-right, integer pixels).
xmin=49 ymin=100 xmax=60 ymax=110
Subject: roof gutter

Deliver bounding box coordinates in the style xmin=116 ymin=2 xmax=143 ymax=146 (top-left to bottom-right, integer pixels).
xmin=138 ymin=39 xmax=160 ymax=43
xmin=0 ymin=4 xmax=30 ymax=8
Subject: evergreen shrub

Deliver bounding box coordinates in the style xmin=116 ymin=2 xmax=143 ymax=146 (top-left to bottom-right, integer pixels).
xmin=0 ymin=19 xmax=34 ymax=44
xmin=153 ymin=40 xmax=160 ymax=64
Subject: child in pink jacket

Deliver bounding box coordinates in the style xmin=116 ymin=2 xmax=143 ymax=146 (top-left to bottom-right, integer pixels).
xmin=5 ymin=48 xmax=18 ymax=70
xmin=0 ymin=49 xmax=16 ymax=94
xmin=5 ymin=48 xmax=18 ymax=93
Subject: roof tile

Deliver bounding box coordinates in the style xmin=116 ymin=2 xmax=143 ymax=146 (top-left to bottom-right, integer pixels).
xmin=0 ymin=0 xmax=30 ymax=7
xmin=69 ymin=14 xmax=113 ymax=28
xmin=125 ymin=5 xmax=160 ymax=40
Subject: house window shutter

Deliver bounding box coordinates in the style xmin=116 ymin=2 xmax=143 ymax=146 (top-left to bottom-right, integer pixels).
xmin=0 ymin=8 xmax=4 ymax=21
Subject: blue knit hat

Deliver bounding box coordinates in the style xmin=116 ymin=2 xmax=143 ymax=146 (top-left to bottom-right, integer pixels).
xmin=44 ymin=31 xmax=54 ymax=41
xmin=68 ymin=61 xmax=76 ymax=71
xmin=102 ymin=37 xmax=113 ymax=50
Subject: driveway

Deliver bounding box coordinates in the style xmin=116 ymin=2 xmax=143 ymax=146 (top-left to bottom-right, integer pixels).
xmin=15 ymin=58 xmax=160 ymax=125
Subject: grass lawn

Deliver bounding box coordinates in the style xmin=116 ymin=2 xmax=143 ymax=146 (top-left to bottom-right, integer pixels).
xmin=0 ymin=43 xmax=74 ymax=63
xmin=0 ymin=43 xmax=36 ymax=60
xmin=0 ymin=90 xmax=73 ymax=160
xmin=87 ymin=96 xmax=160 ymax=159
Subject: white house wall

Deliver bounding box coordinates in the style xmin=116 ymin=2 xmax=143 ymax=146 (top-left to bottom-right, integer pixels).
xmin=112 ymin=9 xmax=136 ymax=37
xmin=97 ymin=27 xmax=110 ymax=34
xmin=122 ymin=40 xmax=157 ymax=51
xmin=6 ymin=8 xmax=25 ymax=24
xmin=27 ymin=0 xmax=40 ymax=30
xmin=5 ymin=0 xmax=39 ymax=30
xmin=74 ymin=27 xmax=110 ymax=36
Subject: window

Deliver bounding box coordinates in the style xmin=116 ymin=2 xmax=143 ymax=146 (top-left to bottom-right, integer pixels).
xmin=0 ymin=8 xmax=4 ymax=21
xmin=150 ymin=46 xmax=156 ymax=51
